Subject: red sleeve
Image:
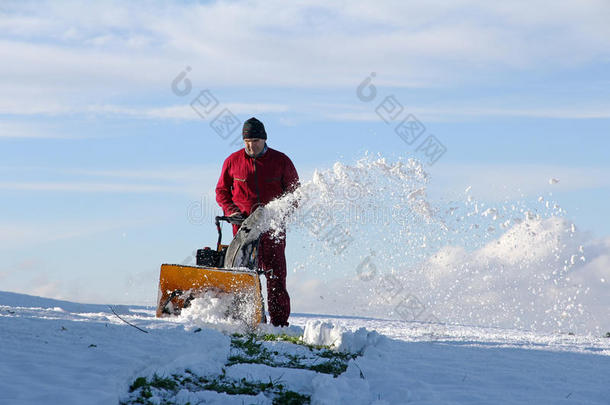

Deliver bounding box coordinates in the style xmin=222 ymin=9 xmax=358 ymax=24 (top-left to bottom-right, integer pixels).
xmin=282 ymin=155 xmax=300 ymax=194
xmin=215 ymin=157 xmax=241 ymax=215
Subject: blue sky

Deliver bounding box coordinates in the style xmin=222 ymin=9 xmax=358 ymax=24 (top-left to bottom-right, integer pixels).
xmin=1 ymin=0 xmax=609 ymax=305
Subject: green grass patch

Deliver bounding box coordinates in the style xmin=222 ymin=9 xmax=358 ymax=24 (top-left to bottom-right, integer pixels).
xmin=122 ymin=331 xmax=362 ymax=404
xmin=260 ymin=332 xmax=359 ymax=361
xmin=123 ymin=374 xmax=179 ymax=405
xmin=149 ymin=374 xmax=178 ymax=391
xmin=200 ymin=377 xmax=273 ymax=395
xmin=309 ymin=360 xmax=348 ymax=377
xmin=261 ymin=332 xmax=303 ymax=345
xmin=129 ymin=377 xmax=148 ymax=393
xmin=122 ymin=370 xmax=310 ymax=405
xmin=230 ymin=334 xmax=267 ymax=356
xmin=228 ymin=333 xmax=359 ymax=377
xmin=273 ymin=390 xmax=311 ymax=404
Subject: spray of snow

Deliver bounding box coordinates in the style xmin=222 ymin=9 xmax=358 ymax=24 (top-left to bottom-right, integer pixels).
xmin=250 ymin=154 xmax=607 ymax=335
xmin=176 ymin=289 xmax=259 ymax=333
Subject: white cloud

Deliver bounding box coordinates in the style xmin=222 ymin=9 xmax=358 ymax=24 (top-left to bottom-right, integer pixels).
xmin=0 ymin=122 xmax=73 ymax=139
xmin=0 ymin=1 xmax=608 ymax=123
xmin=288 ymin=216 xmax=610 ymax=334
xmin=1 ymin=0 xmax=609 ymax=94
xmin=325 ymin=105 xmax=610 ymax=122
xmin=83 ymin=103 xmax=290 ymax=120
xmin=0 ymin=100 xmax=290 ymax=119
xmin=4 ymin=99 xmax=610 ymax=124
xmin=0 ymin=181 xmax=187 ymax=193
xmin=0 ymin=219 xmax=147 ymax=250
xmin=27 ymin=274 xmax=64 ymax=301
xmin=0 ymin=270 xmax=110 ymax=304
xmin=59 ymin=166 xmax=219 ymax=182
xmin=0 ymin=165 xmax=220 ymax=195
xmin=429 ymin=163 xmax=610 ymax=201
xmin=416 ymin=218 xmax=610 ymax=333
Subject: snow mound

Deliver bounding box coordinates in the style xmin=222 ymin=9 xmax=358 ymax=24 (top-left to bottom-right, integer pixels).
xmin=303 ymin=320 xmax=384 ymax=353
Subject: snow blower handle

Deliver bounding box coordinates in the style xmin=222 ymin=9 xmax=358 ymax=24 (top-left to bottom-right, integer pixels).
xmin=214 ymin=216 xmax=225 ymax=250
xmin=214 ymin=214 xmax=246 ymax=250
xmin=216 ymin=214 xmax=245 ymax=226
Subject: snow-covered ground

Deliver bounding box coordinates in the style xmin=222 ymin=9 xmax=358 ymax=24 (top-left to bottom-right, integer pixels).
xmin=1 ymin=290 xmax=609 ymax=404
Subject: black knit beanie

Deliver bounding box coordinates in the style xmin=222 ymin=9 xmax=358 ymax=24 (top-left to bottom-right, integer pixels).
xmin=242 ymin=117 xmax=267 ymax=140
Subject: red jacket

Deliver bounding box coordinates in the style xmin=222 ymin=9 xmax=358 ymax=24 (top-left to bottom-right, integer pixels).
xmin=216 ymin=147 xmax=299 ymax=217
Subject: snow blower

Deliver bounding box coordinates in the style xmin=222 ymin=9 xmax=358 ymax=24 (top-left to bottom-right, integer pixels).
xmin=156 ymin=208 xmax=267 ymax=327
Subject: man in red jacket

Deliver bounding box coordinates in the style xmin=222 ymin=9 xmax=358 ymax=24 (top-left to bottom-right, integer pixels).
xmin=215 ymin=117 xmax=299 ymax=327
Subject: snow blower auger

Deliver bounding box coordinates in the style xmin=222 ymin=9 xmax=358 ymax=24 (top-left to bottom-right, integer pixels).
xmin=156 ymin=207 xmax=267 ymax=327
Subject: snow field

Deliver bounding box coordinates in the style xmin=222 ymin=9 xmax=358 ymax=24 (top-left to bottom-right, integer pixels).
xmin=2 ymin=291 xmax=609 ymax=404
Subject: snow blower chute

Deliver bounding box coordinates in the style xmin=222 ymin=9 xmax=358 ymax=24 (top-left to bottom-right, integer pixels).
xmin=156 ymin=208 xmax=266 ymax=326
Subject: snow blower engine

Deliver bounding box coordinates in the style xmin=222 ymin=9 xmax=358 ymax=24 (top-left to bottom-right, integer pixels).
xmin=195 ymin=215 xmax=237 ymax=268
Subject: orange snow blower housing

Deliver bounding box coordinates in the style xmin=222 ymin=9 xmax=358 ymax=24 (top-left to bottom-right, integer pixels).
xmin=156 ymin=211 xmax=265 ymax=327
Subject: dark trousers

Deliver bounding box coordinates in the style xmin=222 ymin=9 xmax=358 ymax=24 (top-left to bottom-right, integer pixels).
xmin=259 ymin=232 xmax=290 ymax=326
xmin=232 ymin=226 xmax=291 ymax=326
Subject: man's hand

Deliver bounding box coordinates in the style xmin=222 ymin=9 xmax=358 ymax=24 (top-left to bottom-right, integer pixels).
xmin=227 ymin=212 xmax=246 ymax=225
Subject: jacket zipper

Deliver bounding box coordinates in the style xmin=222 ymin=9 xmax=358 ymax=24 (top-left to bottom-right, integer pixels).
xmin=253 ymin=157 xmax=261 ymax=205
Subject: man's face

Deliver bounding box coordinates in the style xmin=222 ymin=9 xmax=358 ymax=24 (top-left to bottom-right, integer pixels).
xmin=244 ymin=138 xmax=266 ymax=156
